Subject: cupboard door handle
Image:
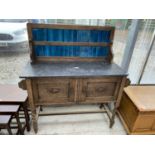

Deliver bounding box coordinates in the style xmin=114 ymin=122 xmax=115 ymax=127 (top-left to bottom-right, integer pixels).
xmin=96 ymin=87 xmax=105 ymax=92
xmin=48 ymin=88 xmax=60 ymax=94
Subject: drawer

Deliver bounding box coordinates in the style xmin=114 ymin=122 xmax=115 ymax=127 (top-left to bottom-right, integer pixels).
xmin=79 ymin=77 xmax=121 ymax=103
xmin=32 ymin=78 xmax=76 ymax=105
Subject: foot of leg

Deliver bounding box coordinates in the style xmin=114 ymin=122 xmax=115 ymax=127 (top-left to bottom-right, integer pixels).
xmin=32 ymin=111 xmax=38 ymax=134
xmin=109 ymin=105 xmax=117 ymax=128
xmin=99 ymin=103 xmax=104 ymax=109
xmin=40 ymin=106 xmax=43 ymax=112
xmin=33 ymin=120 xmax=38 ymax=134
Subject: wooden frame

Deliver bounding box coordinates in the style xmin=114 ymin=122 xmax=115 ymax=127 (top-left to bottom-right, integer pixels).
xmin=27 ymin=23 xmax=115 ymax=63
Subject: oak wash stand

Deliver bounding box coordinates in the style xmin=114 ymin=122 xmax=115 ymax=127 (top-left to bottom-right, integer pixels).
xmin=19 ymin=23 xmax=128 ymax=133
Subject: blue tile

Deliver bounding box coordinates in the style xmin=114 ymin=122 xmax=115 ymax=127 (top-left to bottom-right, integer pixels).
xmin=32 ymin=28 xmax=111 ymax=58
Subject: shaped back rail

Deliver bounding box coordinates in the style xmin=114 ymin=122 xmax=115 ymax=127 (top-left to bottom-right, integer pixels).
xmin=27 ymin=23 xmax=115 ymax=63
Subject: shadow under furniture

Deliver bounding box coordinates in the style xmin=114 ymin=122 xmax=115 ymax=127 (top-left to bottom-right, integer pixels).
xmin=19 ymin=23 xmax=128 ymax=133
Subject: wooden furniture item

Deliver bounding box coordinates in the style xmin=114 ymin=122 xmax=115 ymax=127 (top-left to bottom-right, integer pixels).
xmin=19 ymin=23 xmax=128 ymax=133
xmin=0 ymin=105 xmax=23 ymax=135
xmin=0 ymin=84 xmax=30 ymax=132
xmin=118 ymin=85 xmax=155 ymax=135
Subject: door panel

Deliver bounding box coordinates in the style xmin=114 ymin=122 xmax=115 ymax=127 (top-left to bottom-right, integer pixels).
xmin=79 ymin=77 xmax=121 ymax=103
xmin=134 ymin=114 xmax=155 ymax=131
xmin=32 ymin=78 xmax=76 ymax=105
xmin=86 ymin=82 xmax=117 ymax=97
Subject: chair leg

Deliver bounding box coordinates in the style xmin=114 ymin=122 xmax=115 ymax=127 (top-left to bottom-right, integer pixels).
xmin=22 ymin=102 xmax=30 ymax=131
xmin=15 ymin=113 xmax=24 ymax=135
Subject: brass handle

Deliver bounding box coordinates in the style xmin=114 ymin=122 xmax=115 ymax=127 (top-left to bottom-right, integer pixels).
xmin=48 ymin=88 xmax=60 ymax=94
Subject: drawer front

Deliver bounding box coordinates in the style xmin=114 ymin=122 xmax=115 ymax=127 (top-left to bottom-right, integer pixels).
xmin=79 ymin=77 xmax=121 ymax=103
xmin=32 ymin=78 xmax=76 ymax=105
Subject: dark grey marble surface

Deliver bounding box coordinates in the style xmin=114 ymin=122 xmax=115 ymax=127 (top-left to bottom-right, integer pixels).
xmin=20 ymin=61 xmax=127 ymax=78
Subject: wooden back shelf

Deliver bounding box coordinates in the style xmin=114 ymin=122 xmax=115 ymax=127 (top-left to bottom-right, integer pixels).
xmin=27 ymin=23 xmax=115 ymax=63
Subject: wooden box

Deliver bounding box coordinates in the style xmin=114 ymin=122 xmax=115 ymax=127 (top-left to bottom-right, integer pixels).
xmin=118 ymin=86 xmax=155 ymax=135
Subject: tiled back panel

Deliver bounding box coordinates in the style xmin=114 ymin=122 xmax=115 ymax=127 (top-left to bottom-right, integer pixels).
xmin=34 ymin=46 xmax=110 ymax=57
xmin=32 ymin=28 xmax=111 ymax=57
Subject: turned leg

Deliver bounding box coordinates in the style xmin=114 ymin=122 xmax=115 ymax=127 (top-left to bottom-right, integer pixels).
xmin=26 ymin=79 xmax=38 ymax=133
xmin=110 ymin=103 xmax=117 ymax=128
xmin=22 ymin=102 xmax=30 ymax=131
xmin=32 ymin=110 xmax=38 ymax=133
xmin=33 ymin=120 xmax=38 ymax=134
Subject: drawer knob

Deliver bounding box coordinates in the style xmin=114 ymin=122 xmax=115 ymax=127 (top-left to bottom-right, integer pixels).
xmin=96 ymin=87 xmax=106 ymax=92
xmin=48 ymin=88 xmax=60 ymax=94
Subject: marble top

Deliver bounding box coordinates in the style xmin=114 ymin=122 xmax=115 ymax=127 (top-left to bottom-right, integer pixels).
xmin=20 ymin=61 xmax=127 ymax=78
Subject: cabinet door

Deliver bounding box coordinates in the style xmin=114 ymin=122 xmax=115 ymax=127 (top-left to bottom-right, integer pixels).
xmin=32 ymin=78 xmax=76 ymax=105
xmin=133 ymin=113 xmax=155 ymax=132
xmin=78 ymin=77 xmax=121 ymax=103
